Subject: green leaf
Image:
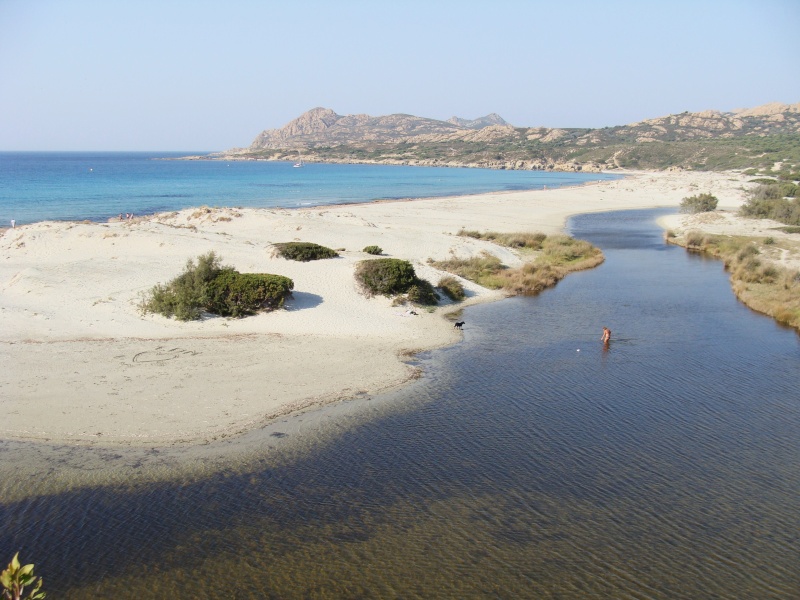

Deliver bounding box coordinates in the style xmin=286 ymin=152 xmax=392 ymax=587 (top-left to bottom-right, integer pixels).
xmin=11 ymin=553 xmax=20 ymax=571
xmin=0 ymin=570 xmax=12 ymax=588
xmin=19 ymin=564 xmax=34 ymax=577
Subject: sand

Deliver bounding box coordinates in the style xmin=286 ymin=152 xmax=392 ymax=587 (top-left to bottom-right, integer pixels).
xmin=0 ymin=170 xmax=761 ymax=446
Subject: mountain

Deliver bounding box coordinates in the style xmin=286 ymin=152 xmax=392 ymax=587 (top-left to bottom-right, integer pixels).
xmin=248 ymin=108 xmax=512 ymax=151
xmin=220 ymin=103 xmax=800 ymax=172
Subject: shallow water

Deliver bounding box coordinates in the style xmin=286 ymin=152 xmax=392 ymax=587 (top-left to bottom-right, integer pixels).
xmin=1 ymin=209 xmax=799 ymax=598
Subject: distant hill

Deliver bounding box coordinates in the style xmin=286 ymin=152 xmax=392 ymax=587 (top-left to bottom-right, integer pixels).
xmin=217 ymin=103 xmax=800 ymax=172
xmin=246 ymin=107 xmax=515 ymax=150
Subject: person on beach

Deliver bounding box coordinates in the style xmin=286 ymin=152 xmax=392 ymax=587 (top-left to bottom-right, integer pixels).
xmin=601 ymin=327 xmax=611 ymax=344
xmin=10 ymin=219 xmax=15 ymax=228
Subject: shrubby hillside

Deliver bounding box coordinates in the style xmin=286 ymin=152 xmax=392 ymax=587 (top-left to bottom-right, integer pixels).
xmin=212 ymin=103 xmax=800 ymax=172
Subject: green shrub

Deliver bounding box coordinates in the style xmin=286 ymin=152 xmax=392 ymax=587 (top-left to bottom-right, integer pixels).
xmin=208 ymin=271 xmax=294 ymax=317
xmin=355 ymin=258 xmax=418 ymax=297
xmin=363 ymin=245 xmax=383 ymax=255
xmin=274 ymin=242 xmax=338 ymax=261
xmin=140 ymin=251 xmax=293 ymax=321
xmin=438 ymin=276 xmax=466 ymax=301
xmin=740 ymin=183 xmax=800 ymax=225
xmin=140 ymin=251 xmax=224 ymax=320
xmin=406 ymin=280 xmax=440 ymax=306
xmin=680 ymin=193 xmax=719 ymax=213
xmin=355 ymin=258 xmax=438 ymax=305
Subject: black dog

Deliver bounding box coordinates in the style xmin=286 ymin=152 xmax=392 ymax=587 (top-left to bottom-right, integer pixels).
xmin=454 ymin=321 xmax=465 ymax=329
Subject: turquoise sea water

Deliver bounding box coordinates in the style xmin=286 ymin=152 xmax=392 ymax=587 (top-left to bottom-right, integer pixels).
xmin=0 ymin=152 xmax=620 ymax=226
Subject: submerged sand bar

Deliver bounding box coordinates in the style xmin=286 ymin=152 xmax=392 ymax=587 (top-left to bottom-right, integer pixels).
xmin=0 ymin=171 xmax=756 ymax=445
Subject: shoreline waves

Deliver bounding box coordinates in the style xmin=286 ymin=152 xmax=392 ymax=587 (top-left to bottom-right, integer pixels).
xmin=1 ymin=170 xmax=759 ymax=446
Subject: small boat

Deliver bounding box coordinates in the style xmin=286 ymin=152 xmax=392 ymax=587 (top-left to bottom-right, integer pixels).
xmin=293 ymin=156 xmax=304 ymax=168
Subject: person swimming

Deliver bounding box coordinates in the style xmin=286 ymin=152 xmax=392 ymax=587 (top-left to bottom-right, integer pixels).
xmin=601 ymin=327 xmax=611 ymax=344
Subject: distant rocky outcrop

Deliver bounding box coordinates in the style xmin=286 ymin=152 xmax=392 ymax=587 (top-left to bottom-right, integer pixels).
xmin=214 ymin=102 xmax=800 ymax=172
xmin=249 ymin=107 xmax=479 ymax=151
xmin=447 ymin=113 xmax=508 ymax=129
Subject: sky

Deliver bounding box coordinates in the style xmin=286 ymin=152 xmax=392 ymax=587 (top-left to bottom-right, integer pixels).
xmin=1 ymin=0 xmax=799 ymax=151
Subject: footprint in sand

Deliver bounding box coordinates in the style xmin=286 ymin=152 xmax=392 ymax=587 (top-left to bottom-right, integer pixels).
xmin=132 ymin=346 xmax=199 ymax=364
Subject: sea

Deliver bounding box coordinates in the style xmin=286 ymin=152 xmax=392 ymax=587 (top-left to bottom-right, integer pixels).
xmin=0 ymin=152 xmax=621 ymax=226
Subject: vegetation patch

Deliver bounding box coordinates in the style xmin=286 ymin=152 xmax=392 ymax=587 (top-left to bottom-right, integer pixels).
xmin=363 ymin=245 xmax=383 ymax=255
xmin=680 ymin=193 xmax=719 ymax=214
xmin=274 ymin=242 xmax=339 ymax=261
xmin=2 ymin=552 xmax=45 ymax=600
xmin=458 ymin=229 xmax=547 ymax=249
xmin=139 ymin=251 xmax=294 ymax=321
xmin=669 ymin=232 xmax=800 ymax=331
xmin=354 ymin=258 xmax=439 ymax=305
xmin=740 ymin=181 xmax=800 ymax=226
xmin=432 ymin=234 xmax=603 ymax=295
xmin=437 ymin=276 xmax=466 ymax=301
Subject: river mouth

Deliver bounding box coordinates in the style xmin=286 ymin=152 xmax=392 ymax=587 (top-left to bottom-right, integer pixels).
xmin=2 ymin=209 xmax=799 ymax=599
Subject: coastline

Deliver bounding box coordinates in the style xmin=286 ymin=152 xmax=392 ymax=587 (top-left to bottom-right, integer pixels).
xmin=0 ymin=170 xmax=757 ymax=446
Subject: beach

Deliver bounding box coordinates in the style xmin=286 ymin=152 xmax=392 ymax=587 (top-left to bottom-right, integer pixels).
xmin=0 ymin=170 xmax=762 ymax=446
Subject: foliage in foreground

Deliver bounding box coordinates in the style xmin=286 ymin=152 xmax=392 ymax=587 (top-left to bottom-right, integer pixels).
xmin=1 ymin=553 xmax=45 ymax=600
xmin=432 ymin=233 xmax=603 ymax=295
xmin=674 ymin=231 xmax=800 ymax=330
xmin=140 ymin=251 xmax=294 ymax=320
xmin=680 ymin=193 xmax=719 ymax=214
xmin=274 ymin=242 xmax=339 ymax=261
xmin=354 ymin=258 xmax=439 ymax=305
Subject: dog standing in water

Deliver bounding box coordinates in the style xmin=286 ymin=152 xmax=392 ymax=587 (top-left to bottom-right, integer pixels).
xmin=454 ymin=321 xmax=465 ymax=330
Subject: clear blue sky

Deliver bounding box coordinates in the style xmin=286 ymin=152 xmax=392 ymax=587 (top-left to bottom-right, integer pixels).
xmin=1 ymin=0 xmax=798 ymax=151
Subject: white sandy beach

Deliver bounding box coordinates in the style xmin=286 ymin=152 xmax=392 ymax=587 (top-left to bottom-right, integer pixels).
xmin=0 ymin=170 xmax=769 ymax=445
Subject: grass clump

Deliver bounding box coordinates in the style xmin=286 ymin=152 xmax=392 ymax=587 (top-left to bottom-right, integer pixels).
xmin=363 ymin=245 xmax=383 ymax=255
xmin=140 ymin=251 xmax=293 ymax=321
xmin=458 ymin=229 xmax=548 ymax=249
xmin=274 ymin=242 xmax=338 ymax=261
xmin=438 ymin=276 xmax=466 ymax=301
xmin=432 ymin=234 xmax=603 ymax=295
xmin=680 ymin=193 xmax=719 ymax=213
xmin=355 ymin=258 xmax=438 ymax=305
xmin=430 ymin=252 xmax=506 ymax=289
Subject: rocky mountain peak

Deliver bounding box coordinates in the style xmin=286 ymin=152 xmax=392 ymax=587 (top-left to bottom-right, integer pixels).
xmin=448 ymin=113 xmax=508 ymax=129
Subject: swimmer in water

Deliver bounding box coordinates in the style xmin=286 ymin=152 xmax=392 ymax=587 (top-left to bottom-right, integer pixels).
xmin=601 ymin=327 xmax=611 ymax=344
